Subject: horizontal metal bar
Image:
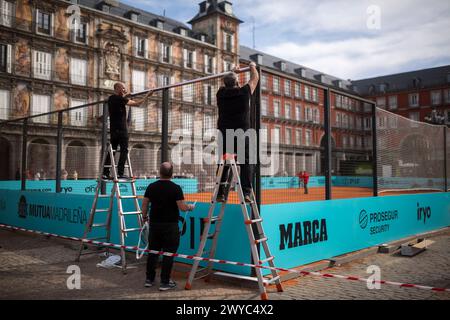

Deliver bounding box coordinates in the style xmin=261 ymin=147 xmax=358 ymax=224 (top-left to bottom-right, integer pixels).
xmin=0 ymin=68 xmax=250 ymax=124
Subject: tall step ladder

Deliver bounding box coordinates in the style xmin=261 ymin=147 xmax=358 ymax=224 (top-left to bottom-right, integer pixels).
xmin=75 ymin=143 xmax=143 ymax=273
xmin=185 ymin=154 xmax=283 ymax=300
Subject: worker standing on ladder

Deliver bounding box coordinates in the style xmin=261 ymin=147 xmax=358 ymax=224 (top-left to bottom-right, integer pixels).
xmin=102 ymin=82 xmax=153 ymax=179
xmin=141 ymin=162 xmax=195 ymax=290
xmin=216 ymin=61 xmax=259 ymax=203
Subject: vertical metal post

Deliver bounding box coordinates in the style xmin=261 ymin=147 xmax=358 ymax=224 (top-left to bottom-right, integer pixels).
xmin=21 ymin=119 xmax=28 ymax=191
xmin=371 ymin=103 xmax=378 ymax=196
xmin=444 ymin=126 xmax=448 ymax=192
xmin=254 ymin=66 xmax=262 ymax=211
xmin=323 ymin=89 xmax=332 ymax=200
xmin=101 ymin=102 xmax=108 ymax=195
xmin=56 ymin=112 xmax=63 ymax=193
xmin=161 ymin=88 xmax=170 ymax=163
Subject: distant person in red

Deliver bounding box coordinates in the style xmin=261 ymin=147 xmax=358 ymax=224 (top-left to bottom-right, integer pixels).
xmin=298 ymin=171 xmax=309 ymax=194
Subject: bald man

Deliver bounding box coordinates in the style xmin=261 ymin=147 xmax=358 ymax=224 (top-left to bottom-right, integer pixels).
xmin=103 ymin=83 xmax=153 ymax=179
xmin=141 ymin=162 xmax=194 ymax=290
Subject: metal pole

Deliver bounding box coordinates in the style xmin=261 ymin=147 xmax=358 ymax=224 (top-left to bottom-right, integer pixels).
xmin=100 ymin=102 xmax=108 ymax=195
xmin=55 ymin=112 xmax=63 ymax=193
xmin=371 ymin=103 xmax=378 ymax=196
xmin=161 ymin=88 xmax=170 ymax=163
xmin=21 ymin=118 xmax=28 ymax=191
xmin=254 ymin=66 xmax=262 ymax=210
xmin=323 ymin=89 xmax=332 ymax=200
xmin=444 ymin=126 xmax=448 ymax=192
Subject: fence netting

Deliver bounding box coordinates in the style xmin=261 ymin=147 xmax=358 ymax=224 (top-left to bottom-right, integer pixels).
xmin=376 ymin=108 xmax=446 ymax=193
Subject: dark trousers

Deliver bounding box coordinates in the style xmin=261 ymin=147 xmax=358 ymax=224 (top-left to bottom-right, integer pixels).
xmin=218 ymin=128 xmax=253 ymax=195
xmin=146 ymin=223 xmax=180 ymax=284
xmin=103 ymin=129 xmax=129 ymax=176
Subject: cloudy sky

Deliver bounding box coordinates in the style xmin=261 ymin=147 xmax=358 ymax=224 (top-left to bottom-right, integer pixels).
xmin=121 ymin=0 xmax=450 ymax=80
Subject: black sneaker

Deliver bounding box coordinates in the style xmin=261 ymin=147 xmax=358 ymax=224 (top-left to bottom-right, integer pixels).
xmin=159 ymin=280 xmax=177 ymax=291
xmin=244 ymin=194 xmax=253 ymax=203
xmin=216 ymin=194 xmax=226 ymax=203
xmin=101 ymin=174 xmax=111 ymax=180
xmin=144 ymin=279 xmax=154 ymax=288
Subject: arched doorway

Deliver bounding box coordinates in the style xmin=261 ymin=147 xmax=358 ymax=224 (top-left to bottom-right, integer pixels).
xmin=0 ymin=137 xmax=11 ymax=180
xmin=65 ymin=140 xmax=88 ymax=179
xmin=28 ymin=138 xmax=55 ymax=180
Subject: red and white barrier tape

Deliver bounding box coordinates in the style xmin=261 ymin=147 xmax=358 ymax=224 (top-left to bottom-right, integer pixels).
xmin=0 ymin=223 xmax=449 ymax=293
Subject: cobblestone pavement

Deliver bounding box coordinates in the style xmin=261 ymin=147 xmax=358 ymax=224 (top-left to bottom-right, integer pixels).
xmin=0 ymin=229 xmax=449 ymax=300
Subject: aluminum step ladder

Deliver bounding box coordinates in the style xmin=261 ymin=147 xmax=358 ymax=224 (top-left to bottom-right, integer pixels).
xmin=75 ymin=143 xmax=143 ymax=273
xmin=184 ymin=153 xmax=283 ymax=300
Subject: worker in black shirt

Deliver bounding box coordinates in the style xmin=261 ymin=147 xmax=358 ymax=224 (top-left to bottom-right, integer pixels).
xmin=103 ymin=82 xmax=153 ymax=179
xmin=141 ymin=162 xmax=195 ymax=291
xmin=216 ymin=61 xmax=259 ymax=202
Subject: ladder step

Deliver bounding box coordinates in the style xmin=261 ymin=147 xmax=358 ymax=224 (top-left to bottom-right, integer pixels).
xmin=255 ymin=237 xmax=268 ymax=244
xmin=98 ymin=195 xmax=112 ymax=198
xmin=121 ymin=211 xmax=141 ymax=215
xmin=120 ymin=195 xmax=138 ymax=199
xmin=122 ymin=228 xmax=141 ymax=233
xmin=103 ymin=165 xmax=130 ymax=168
xmin=95 ymin=209 xmax=110 ymax=213
xmin=259 ymin=256 xmax=274 ymax=264
xmin=92 ymin=223 xmax=108 ymax=228
xmin=245 ymin=218 xmax=263 ymax=225
xmin=207 ymin=233 xmax=216 ymax=240
xmin=265 ymin=275 xmax=281 ymax=285
xmin=114 ymin=179 xmax=136 ymax=183
xmin=203 ymin=216 xmax=221 ymax=223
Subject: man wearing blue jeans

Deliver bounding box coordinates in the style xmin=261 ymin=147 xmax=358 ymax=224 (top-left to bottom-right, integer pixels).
xmin=141 ymin=162 xmax=194 ymax=291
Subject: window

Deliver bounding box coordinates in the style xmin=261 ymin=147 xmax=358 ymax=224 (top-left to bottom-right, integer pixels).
xmin=431 ymin=91 xmax=441 ymax=105
xmin=70 ymin=99 xmax=87 ymax=127
xmin=261 ymin=96 xmax=268 ymax=116
xmin=272 ymin=127 xmax=280 ymax=145
xmin=33 ymin=50 xmax=51 ymax=80
xmin=160 ymin=43 xmax=172 ymax=63
xmin=273 ymin=100 xmax=280 ymax=117
xmin=70 ymin=58 xmax=87 ymax=86
xmin=294 ymin=83 xmax=301 ymax=98
xmin=295 ymin=129 xmax=302 ymax=146
xmin=305 ymin=130 xmax=311 ymax=146
xmin=261 ymin=74 xmax=267 ymax=90
xmin=182 ymin=112 xmax=193 ymax=135
xmin=203 ymin=114 xmax=213 ymax=131
xmin=0 ymin=0 xmax=13 ymax=27
xmin=132 ymin=106 xmax=145 ymax=131
xmin=31 ymin=94 xmax=50 ymax=123
xmin=342 ymin=113 xmax=348 ymax=128
xmin=182 ymin=81 xmax=193 ymax=102
xmin=356 ymin=116 xmax=362 ymax=130
xmin=223 ymin=60 xmax=232 ymax=72
xmin=304 ymin=86 xmax=311 ymax=101
xmin=356 ymin=136 xmax=362 ymax=149
xmin=313 ymin=108 xmax=320 ymax=124
xmin=203 ymin=84 xmax=212 ymax=105
xmin=376 ymin=97 xmax=386 ymax=108
xmin=36 ymin=9 xmax=52 ymax=35
xmin=284 ymin=79 xmax=291 ymax=96
xmin=364 ymin=117 xmax=372 ymax=130
xmin=285 ymin=103 xmax=291 ymax=119
xmin=285 ymin=128 xmax=291 ymax=145
xmin=273 ymin=77 xmax=280 ymax=93
xmin=72 ymin=20 xmax=88 ymax=44
xmin=349 ymin=136 xmax=354 ymax=148
xmin=183 ymin=49 xmax=196 ymax=69
xmin=342 ymin=135 xmax=348 ymax=148
xmin=305 ymin=106 xmax=312 ymax=122
xmin=336 ymin=112 xmax=342 ymax=127
xmin=409 ymin=93 xmax=419 ymax=107
xmin=260 ymin=124 xmax=268 ymax=144
xmin=132 ymin=69 xmax=146 ymax=93
xmin=335 ymin=94 xmax=342 ymax=108
xmin=204 ymin=54 xmax=214 ymax=73
xmin=134 ymin=36 xmax=147 ymax=58
xmin=0 ymin=89 xmax=10 ymax=120
xmin=388 ymin=95 xmax=397 ymax=110
xmin=445 ymin=89 xmax=450 ymax=104
xmin=223 ymin=32 xmax=234 ymax=52
xmin=295 ymin=105 xmax=301 ymax=121
xmin=0 ymin=43 xmax=12 ymax=73
xmin=348 ymin=115 xmax=354 ymax=129
xmin=312 ymin=87 xmax=318 ymax=102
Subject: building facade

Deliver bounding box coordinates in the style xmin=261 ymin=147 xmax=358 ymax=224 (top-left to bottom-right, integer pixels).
xmin=0 ymin=0 xmax=242 ymax=180
xmin=353 ymin=66 xmax=450 ymax=126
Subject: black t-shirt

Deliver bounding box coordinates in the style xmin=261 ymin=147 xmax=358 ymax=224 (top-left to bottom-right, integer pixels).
xmin=108 ymin=95 xmax=129 ymax=131
xmin=144 ymin=180 xmax=184 ymax=224
xmin=217 ymin=84 xmax=251 ymax=130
